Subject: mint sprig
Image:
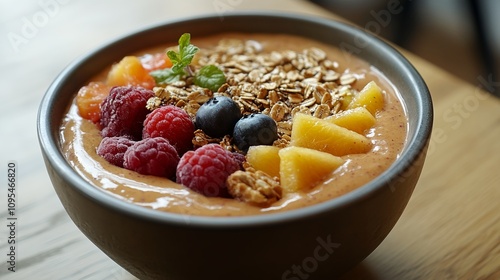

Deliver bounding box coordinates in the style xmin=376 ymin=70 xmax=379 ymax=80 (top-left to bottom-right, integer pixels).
xmin=167 ymin=33 xmax=198 ymax=74
xmin=150 ymin=33 xmax=226 ymax=91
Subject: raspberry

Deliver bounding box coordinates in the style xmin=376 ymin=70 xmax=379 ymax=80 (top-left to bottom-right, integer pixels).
xmin=123 ymin=137 xmax=180 ymax=178
xmin=100 ymin=86 xmax=154 ymax=140
xmin=176 ymin=144 xmax=241 ymax=197
xmin=97 ymin=136 xmax=135 ymax=167
xmin=231 ymin=152 xmax=246 ymax=169
xmin=143 ymin=105 xmax=194 ymax=155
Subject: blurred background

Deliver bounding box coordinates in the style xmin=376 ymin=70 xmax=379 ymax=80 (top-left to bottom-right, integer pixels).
xmin=310 ymin=0 xmax=500 ymax=92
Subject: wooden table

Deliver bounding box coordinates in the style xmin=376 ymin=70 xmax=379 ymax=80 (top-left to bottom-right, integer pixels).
xmin=1 ymin=1 xmax=499 ymax=279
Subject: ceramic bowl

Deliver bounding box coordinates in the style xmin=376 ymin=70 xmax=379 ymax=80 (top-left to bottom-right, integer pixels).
xmin=38 ymin=12 xmax=433 ymax=280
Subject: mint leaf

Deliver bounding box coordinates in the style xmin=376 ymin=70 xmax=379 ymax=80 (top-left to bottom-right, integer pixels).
xmin=178 ymin=33 xmax=199 ymax=59
xmin=178 ymin=33 xmax=191 ymax=54
xmin=166 ymin=49 xmax=180 ymax=67
xmin=180 ymin=44 xmax=198 ymax=69
xmin=194 ymin=65 xmax=226 ymax=92
xmin=171 ymin=33 xmax=199 ymax=73
xmin=150 ymin=68 xmax=183 ymax=84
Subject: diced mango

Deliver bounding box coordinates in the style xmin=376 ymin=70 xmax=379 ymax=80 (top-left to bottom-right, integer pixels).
xmin=140 ymin=53 xmax=172 ymax=71
xmin=246 ymin=145 xmax=281 ymax=178
xmin=279 ymin=146 xmax=344 ymax=192
xmin=347 ymin=81 xmax=385 ymax=115
xmin=290 ymin=113 xmax=372 ymax=156
xmin=76 ymin=82 xmax=111 ymax=123
xmin=107 ymin=56 xmax=155 ymax=89
xmin=326 ymin=107 xmax=376 ymax=134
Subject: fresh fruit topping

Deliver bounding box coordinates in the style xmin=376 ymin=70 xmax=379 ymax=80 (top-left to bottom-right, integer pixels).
xmin=347 ymin=81 xmax=385 ymax=115
xmin=100 ymin=86 xmax=154 ymax=140
xmin=150 ymin=33 xmax=225 ymax=91
xmin=97 ymin=136 xmax=135 ymax=167
xmin=246 ymin=145 xmax=281 ymax=178
xmin=107 ymin=56 xmax=156 ymax=90
xmin=279 ymin=146 xmax=344 ymax=192
xmin=140 ymin=53 xmax=172 ymax=72
xmin=233 ymin=113 xmax=278 ymax=152
xmin=76 ymin=82 xmax=111 ymax=123
xmin=195 ymin=96 xmax=242 ymax=138
xmin=290 ymin=113 xmax=372 ymax=156
xmin=87 ymin=37 xmax=390 ymax=204
xmin=230 ymin=152 xmax=246 ymax=169
xmin=325 ymin=107 xmax=376 ymax=134
xmin=123 ymin=137 xmax=179 ymax=178
xmin=142 ymin=105 xmax=194 ymax=155
xmin=176 ymin=144 xmax=241 ymax=197
xmin=339 ymin=91 xmax=354 ymax=111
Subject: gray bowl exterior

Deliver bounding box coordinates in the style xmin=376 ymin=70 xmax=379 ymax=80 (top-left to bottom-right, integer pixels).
xmin=38 ymin=13 xmax=432 ymax=280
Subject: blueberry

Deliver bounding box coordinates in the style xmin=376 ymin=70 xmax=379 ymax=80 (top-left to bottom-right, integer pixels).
xmin=195 ymin=96 xmax=242 ymax=138
xmin=233 ymin=113 xmax=278 ymax=152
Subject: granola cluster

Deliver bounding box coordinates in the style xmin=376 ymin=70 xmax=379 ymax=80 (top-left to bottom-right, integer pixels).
xmin=227 ymin=169 xmax=282 ymax=207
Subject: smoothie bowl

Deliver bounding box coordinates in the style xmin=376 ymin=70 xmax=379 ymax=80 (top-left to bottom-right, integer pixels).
xmin=37 ymin=13 xmax=432 ymax=280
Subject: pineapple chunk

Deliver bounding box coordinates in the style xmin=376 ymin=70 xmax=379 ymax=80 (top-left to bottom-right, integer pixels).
xmin=339 ymin=92 xmax=354 ymax=111
xmin=291 ymin=113 xmax=372 ymax=156
xmin=347 ymin=81 xmax=385 ymax=115
xmin=279 ymin=146 xmax=344 ymax=192
xmin=246 ymin=145 xmax=281 ymax=178
xmin=326 ymin=107 xmax=376 ymax=134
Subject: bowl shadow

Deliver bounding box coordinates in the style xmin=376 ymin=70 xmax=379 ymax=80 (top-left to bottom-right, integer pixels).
xmin=339 ymin=262 xmax=381 ymax=280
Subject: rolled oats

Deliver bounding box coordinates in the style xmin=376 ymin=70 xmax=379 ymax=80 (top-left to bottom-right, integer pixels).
xmin=313 ymin=104 xmax=331 ymax=119
xmin=146 ymin=96 xmax=163 ymax=111
xmin=277 ymin=121 xmax=292 ymax=136
xmin=288 ymin=93 xmax=303 ymax=104
xmin=340 ymin=73 xmax=356 ymax=85
xmin=262 ymin=82 xmax=278 ymax=90
xmin=301 ymin=97 xmax=316 ymax=107
xmin=322 ymin=70 xmax=339 ymax=82
xmin=270 ymin=102 xmax=288 ymax=122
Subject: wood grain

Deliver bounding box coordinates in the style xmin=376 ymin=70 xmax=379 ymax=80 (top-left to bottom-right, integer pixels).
xmin=1 ymin=0 xmax=499 ymax=279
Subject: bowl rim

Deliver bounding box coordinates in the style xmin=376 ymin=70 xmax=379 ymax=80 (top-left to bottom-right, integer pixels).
xmin=37 ymin=11 xmax=433 ymax=228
